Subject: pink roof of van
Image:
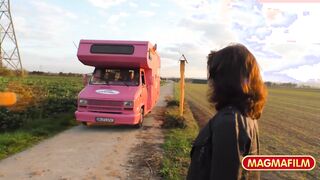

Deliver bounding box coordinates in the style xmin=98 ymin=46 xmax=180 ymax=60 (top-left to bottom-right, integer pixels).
xmin=77 ymin=40 xmax=155 ymax=69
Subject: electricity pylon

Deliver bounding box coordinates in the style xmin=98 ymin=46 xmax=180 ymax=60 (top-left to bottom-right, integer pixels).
xmin=0 ymin=0 xmax=22 ymax=72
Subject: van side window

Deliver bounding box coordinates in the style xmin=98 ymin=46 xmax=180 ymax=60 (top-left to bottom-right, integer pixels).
xmin=141 ymin=71 xmax=145 ymax=85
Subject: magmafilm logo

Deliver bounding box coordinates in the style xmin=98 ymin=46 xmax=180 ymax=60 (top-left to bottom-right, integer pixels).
xmin=242 ymin=155 xmax=316 ymax=171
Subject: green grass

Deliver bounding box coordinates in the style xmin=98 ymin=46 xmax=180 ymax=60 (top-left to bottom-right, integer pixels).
xmin=160 ymin=80 xmax=167 ymax=86
xmin=0 ymin=132 xmax=41 ymax=159
xmin=0 ymin=113 xmax=76 ymax=160
xmin=185 ymin=83 xmax=320 ymax=179
xmin=161 ymin=83 xmax=199 ymax=179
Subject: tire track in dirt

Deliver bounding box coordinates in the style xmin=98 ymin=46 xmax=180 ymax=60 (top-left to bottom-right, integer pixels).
xmin=126 ymin=82 xmax=173 ymax=180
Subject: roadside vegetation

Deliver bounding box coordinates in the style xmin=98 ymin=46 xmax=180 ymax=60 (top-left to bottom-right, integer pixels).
xmin=160 ymin=83 xmax=199 ymax=179
xmin=160 ymin=79 xmax=167 ymax=86
xmin=0 ymin=67 xmax=29 ymax=78
xmin=0 ymin=72 xmax=82 ymax=160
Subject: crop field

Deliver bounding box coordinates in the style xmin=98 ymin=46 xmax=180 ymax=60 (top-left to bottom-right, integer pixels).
xmin=185 ymin=83 xmax=320 ymax=179
xmin=0 ymin=75 xmax=83 ymax=159
xmin=0 ymin=75 xmax=83 ymax=124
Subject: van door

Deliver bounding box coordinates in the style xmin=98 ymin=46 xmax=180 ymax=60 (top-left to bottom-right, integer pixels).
xmin=141 ymin=70 xmax=148 ymax=112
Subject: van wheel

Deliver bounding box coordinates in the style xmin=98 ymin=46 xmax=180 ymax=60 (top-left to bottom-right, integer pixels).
xmin=82 ymin=122 xmax=88 ymax=126
xmin=135 ymin=109 xmax=144 ymax=128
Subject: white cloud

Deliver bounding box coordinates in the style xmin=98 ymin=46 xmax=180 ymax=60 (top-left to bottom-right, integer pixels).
xmin=171 ymin=0 xmax=213 ymax=13
xmin=280 ymin=62 xmax=320 ymax=82
xmin=107 ymin=12 xmax=128 ymax=24
xmin=129 ymin=2 xmax=138 ymax=8
xmin=220 ymin=1 xmax=320 ymax=83
xmin=22 ymin=52 xmax=93 ymax=74
xmin=138 ymin=10 xmax=155 ymax=17
xmin=13 ymin=0 xmax=78 ymax=49
xmin=31 ymin=0 xmax=78 ymax=19
xmin=286 ymin=14 xmax=320 ymax=44
xmin=179 ymin=18 xmax=237 ymax=46
xmin=255 ymin=42 xmax=319 ymax=72
xmin=87 ymin=0 xmax=126 ymax=9
xmin=143 ymin=1 xmax=237 ymax=78
xmin=161 ymin=58 xmax=178 ymax=68
xmin=261 ymin=2 xmax=319 ymax=14
xmin=10 ymin=0 xmax=84 ymax=73
xmin=143 ymin=26 xmax=203 ymax=49
xmin=150 ymin=2 xmax=160 ymax=7
xmin=262 ymin=3 xmax=320 ymax=44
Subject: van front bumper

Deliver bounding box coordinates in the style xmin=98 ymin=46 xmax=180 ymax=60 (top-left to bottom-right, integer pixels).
xmin=75 ymin=111 xmax=140 ymax=125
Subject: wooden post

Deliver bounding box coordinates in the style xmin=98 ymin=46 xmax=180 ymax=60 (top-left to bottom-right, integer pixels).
xmin=179 ymin=55 xmax=188 ymax=116
xmin=0 ymin=27 xmax=2 ymax=68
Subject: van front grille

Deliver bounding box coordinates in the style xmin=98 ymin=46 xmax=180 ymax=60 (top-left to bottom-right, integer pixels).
xmin=86 ymin=99 xmax=123 ymax=113
xmin=87 ymin=106 xmax=122 ymax=112
xmin=87 ymin=100 xmax=123 ymax=107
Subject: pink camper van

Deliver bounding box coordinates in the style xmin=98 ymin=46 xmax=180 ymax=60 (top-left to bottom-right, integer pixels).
xmin=75 ymin=40 xmax=160 ymax=127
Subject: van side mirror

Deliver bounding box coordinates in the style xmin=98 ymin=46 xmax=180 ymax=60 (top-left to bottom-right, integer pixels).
xmin=0 ymin=92 xmax=17 ymax=106
xmin=83 ymin=74 xmax=89 ymax=86
xmin=153 ymin=43 xmax=157 ymax=51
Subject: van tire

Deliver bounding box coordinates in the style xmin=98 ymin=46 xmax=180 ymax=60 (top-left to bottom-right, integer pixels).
xmin=135 ymin=108 xmax=144 ymax=128
xmin=81 ymin=122 xmax=88 ymax=126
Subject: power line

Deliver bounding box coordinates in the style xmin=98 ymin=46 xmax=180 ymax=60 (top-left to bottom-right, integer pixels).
xmin=0 ymin=0 xmax=22 ymax=73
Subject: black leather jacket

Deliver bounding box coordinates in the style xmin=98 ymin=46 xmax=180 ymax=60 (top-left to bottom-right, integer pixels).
xmin=187 ymin=106 xmax=260 ymax=180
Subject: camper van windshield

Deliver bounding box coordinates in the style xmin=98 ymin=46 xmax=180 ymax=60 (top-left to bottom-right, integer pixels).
xmin=90 ymin=68 xmax=139 ymax=86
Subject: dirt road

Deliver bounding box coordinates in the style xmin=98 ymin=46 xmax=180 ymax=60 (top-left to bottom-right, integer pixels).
xmin=0 ymin=82 xmax=173 ymax=180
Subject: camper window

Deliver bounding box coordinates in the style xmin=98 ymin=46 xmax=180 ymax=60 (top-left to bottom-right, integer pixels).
xmin=90 ymin=44 xmax=134 ymax=55
xmin=90 ymin=68 xmax=139 ymax=86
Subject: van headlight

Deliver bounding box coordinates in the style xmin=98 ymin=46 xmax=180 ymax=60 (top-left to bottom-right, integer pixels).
xmin=79 ymin=99 xmax=88 ymax=106
xmin=123 ymin=101 xmax=133 ymax=108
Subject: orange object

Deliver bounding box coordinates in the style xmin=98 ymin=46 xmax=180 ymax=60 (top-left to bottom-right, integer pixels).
xmin=0 ymin=92 xmax=17 ymax=106
xmin=179 ymin=54 xmax=188 ymax=116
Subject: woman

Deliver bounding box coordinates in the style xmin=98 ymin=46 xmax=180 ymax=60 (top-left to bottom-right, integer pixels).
xmin=187 ymin=44 xmax=267 ymax=180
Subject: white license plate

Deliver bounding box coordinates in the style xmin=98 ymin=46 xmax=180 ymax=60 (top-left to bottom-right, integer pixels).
xmin=95 ymin=117 xmax=114 ymax=123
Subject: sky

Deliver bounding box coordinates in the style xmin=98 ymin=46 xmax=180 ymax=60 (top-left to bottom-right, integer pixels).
xmin=4 ymin=0 xmax=320 ymax=83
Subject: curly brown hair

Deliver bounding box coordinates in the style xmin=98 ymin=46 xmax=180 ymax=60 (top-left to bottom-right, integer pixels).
xmin=207 ymin=44 xmax=267 ymax=119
